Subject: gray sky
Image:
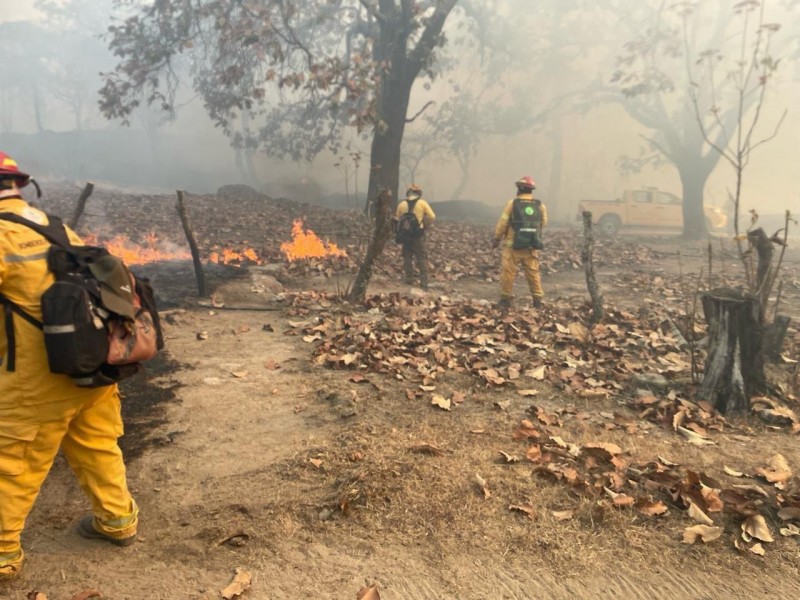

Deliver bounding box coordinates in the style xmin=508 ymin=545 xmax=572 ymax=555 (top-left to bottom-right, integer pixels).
xmin=0 ymin=1 xmax=39 ymax=21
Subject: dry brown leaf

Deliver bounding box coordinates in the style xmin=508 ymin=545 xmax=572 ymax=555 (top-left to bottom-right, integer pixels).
xmin=780 ymin=524 xmax=800 ymax=537
xmin=308 ymin=458 xmax=323 ymax=469
xmin=529 ymin=365 xmax=547 ymax=381
xmin=688 ymin=502 xmax=714 ymax=526
xmin=431 ymin=395 xmax=451 ymax=411
xmin=357 ymin=584 xmax=381 ymax=600
xmin=230 ymin=370 xmax=248 ymax=379
xmin=568 ymin=322 xmax=590 ymax=344
xmin=474 ymin=473 xmax=491 ymax=499
xmin=682 ymin=525 xmax=722 ymax=544
xmin=638 ymin=499 xmax=668 ymax=517
xmin=349 ymin=373 xmax=367 ymax=384
xmin=499 ymin=451 xmax=520 ymax=464
xmin=27 ymin=593 xmax=48 ymax=600
xmin=525 ymin=445 xmax=542 ymax=462
xmin=658 ymin=455 xmax=679 ymax=467
xmin=723 ymin=465 xmax=745 ymax=477
xmin=604 ymin=487 xmax=634 ymax=507
xmin=509 ymin=504 xmax=537 ymax=519
xmin=742 ymin=515 xmax=774 ymax=543
xmin=551 ymin=509 xmax=574 ymax=521
xmin=70 ymin=591 xmax=102 ymax=600
xmin=410 ymin=443 xmax=443 ymax=456
xmin=749 ymin=543 xmax=766 ymax=556
xmin=755 ymin=454 xmax=792 ymax=484
xmin=264 ymin=360 xmax=281 ymax=370
xmin=677 ymin=426 xmax=715 ymax=446
xmin=221 ymin=568 xmax=252 ymax=600
xmin=701 ymin=487 xmax=724 ymax=513
xmin=517 ymin=389 xmax=539 ymax=397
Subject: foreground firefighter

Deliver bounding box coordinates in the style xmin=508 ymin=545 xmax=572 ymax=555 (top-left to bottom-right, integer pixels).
xmin=492 ymin=176 xmax=548 ymax=309
xmin=394 ymin=184 xmax=436 ymax=290
xmin=0 ymin=153 xmax=142 ymax=581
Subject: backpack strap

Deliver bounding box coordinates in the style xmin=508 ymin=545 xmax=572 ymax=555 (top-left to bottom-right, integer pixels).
xmin=0 ymin=213 xmax=73 ymax=251
xmin=0 ymin=212 xmax=59 ymax=372
xmin=0 ymin=295 xmax=43 ymax=372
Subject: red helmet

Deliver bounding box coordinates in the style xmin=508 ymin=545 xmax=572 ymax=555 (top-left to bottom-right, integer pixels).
xmin=515 ymin=176 xmax=536 ymax=191
xmin=0 ymin=152 xmax=31 ymax=188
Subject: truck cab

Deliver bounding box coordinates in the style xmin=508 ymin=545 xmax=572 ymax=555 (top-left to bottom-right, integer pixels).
xmin=577 ymin=188 xmax=727 ymax=235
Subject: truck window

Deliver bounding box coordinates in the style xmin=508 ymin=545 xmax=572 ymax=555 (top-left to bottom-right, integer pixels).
xmin=656 ymin=192 xmax=681 ymax=205
xmin=633 ymin=191 xmax=651 ymax=203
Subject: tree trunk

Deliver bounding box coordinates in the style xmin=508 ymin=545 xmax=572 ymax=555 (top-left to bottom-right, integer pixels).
xmin=678 ymin=161 xmax=711 ymax=240
xmin=349 ymin=189 xmax=392 ymax=304
xmin=581 ymin=211 xmax=604 ymax=323
xmin=175 ymin=190 xmax=207 ymax=297
xmin=700 ymin=288 xmax=765 ymax=414
xmin=450 ymin=153 xmax=470 ymax=201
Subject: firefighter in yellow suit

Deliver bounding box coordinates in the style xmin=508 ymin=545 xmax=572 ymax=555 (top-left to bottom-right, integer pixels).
xmin=395 ymin=184 xmax=436 ymax=290
xmin=492 ymin=176 xmax=547 ymax=310
xmin=0 ymin=152 xmax=138 ymax=581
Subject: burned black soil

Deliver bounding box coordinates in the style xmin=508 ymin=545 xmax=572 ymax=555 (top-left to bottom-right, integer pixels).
xmin=118 ymin=353 xmax=184 ymax=460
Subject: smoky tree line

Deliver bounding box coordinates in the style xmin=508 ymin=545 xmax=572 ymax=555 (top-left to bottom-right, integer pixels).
xmin=100 ymin=0 xmax=458 ymax=210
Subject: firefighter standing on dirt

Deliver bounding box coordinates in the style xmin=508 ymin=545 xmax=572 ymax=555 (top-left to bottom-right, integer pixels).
xmin=394 ymin=184 xmax=436 ymax=290
xmin=0 ymin=152 xmax=138 ymax=581
xmin=492 ymin=176 xmax=548 ymax=309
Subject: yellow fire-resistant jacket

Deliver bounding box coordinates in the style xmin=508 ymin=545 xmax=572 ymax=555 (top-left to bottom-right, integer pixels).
xmin=493 ymin=193 xmax=548 ymax=248
xmin=395 ymin=197 xmax=436 ymax=230
xmin=0 ymin=198 xmax=109 ymax=406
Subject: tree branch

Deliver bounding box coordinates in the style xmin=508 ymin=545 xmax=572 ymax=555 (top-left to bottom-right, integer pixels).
xmin=406 ymin=100 xmax=435 ymax=123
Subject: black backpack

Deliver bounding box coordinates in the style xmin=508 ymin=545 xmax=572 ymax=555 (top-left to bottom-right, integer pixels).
xmin=395 ymin=199 xmax=423 ymax=244
xmin=510 ymin=197 xmax=544 ymax=250
xmin=0 ymin=213 xmax=163 ymax=388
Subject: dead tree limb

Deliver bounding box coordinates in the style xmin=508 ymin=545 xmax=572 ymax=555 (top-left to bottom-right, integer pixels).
xmin=581 ymin=211 xmax=604 ymax=323
xmin=68 ymin=181 xmax=95 ymax=230
xmin=747 ymin=227 xmax=774 ymax=322
xmin=348 ymin=189 xmax=393 ymax=304
xmin=176 ymin=190 xmax=207 ymax=297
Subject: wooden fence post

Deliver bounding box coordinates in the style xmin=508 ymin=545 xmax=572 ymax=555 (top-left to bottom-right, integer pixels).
xmin=69 ymin=181 xmax=95 ymax=230
xmin=581 ymin=211 xmax=604 ymax=323
xmin=175 ymin=190 xmax=207 ymax=297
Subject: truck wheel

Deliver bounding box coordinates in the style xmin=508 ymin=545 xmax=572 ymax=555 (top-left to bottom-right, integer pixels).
xmin=597 ymin=215 xmax=620 ymax=237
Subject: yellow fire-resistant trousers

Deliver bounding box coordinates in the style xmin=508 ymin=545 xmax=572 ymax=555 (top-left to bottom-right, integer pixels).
xmin=500 ymin=247 xmax=543 ymax=299
xmin=0 ymin=386 xmax=137 ymax=577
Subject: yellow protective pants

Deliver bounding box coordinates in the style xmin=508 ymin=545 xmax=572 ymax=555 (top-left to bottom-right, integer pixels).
xmin=500 ymin=247 xmax=543 ymax=299
xmin=0 ymin=386 xmax=137 ymax=576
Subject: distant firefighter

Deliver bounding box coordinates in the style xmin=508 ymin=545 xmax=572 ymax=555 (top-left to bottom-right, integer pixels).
xmin=0 ymin=152 xmax=138 ymax=581
xmin=492 ymin=176 xmax=547 ymax=310
xmin=394 ymin=184 xmax=436 ymax=290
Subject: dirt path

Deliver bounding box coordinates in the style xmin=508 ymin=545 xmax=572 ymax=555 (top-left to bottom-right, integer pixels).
xmin=4 ymin=246 xmax=800 ymax=600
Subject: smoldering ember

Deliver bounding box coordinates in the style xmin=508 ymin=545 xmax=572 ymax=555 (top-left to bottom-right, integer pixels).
xmin=1 ymin=1 xmax=799 ymax=599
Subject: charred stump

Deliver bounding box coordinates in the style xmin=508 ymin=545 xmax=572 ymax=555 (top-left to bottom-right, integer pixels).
xmin=747 ymin=227 xmax=774 ymax=322
xmin=581 ymin=211 xmax=604 ymax=323
xmin=175 ymin=190 xmax=207 ymax=297
xmin=764 ymin=315 xmax=791 ymax=361
xmin=348 ymin=189 xmax=392 ymax=304
xmin=700 ymin=289 xmax=765 ymax=414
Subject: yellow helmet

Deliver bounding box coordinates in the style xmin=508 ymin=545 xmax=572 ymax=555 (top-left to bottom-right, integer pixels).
xmin=406 ymin=184 xmax=422 ymax=198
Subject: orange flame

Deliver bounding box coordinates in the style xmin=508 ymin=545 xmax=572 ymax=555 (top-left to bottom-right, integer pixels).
xmin=208 ymin=246 xmax=263 ymax=266
xmin=83 ymin=233 xmax=191 ymax=265
xmin=280 ymin=219 xmax=347 ymax=261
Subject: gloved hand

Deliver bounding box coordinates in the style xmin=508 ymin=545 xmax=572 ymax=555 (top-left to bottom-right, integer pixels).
xmin=491 ymin=237 xmax=500 ymax=250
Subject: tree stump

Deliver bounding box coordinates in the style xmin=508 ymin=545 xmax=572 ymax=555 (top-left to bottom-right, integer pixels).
xmin=700 ymin=288 xmax=765 ymax=414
